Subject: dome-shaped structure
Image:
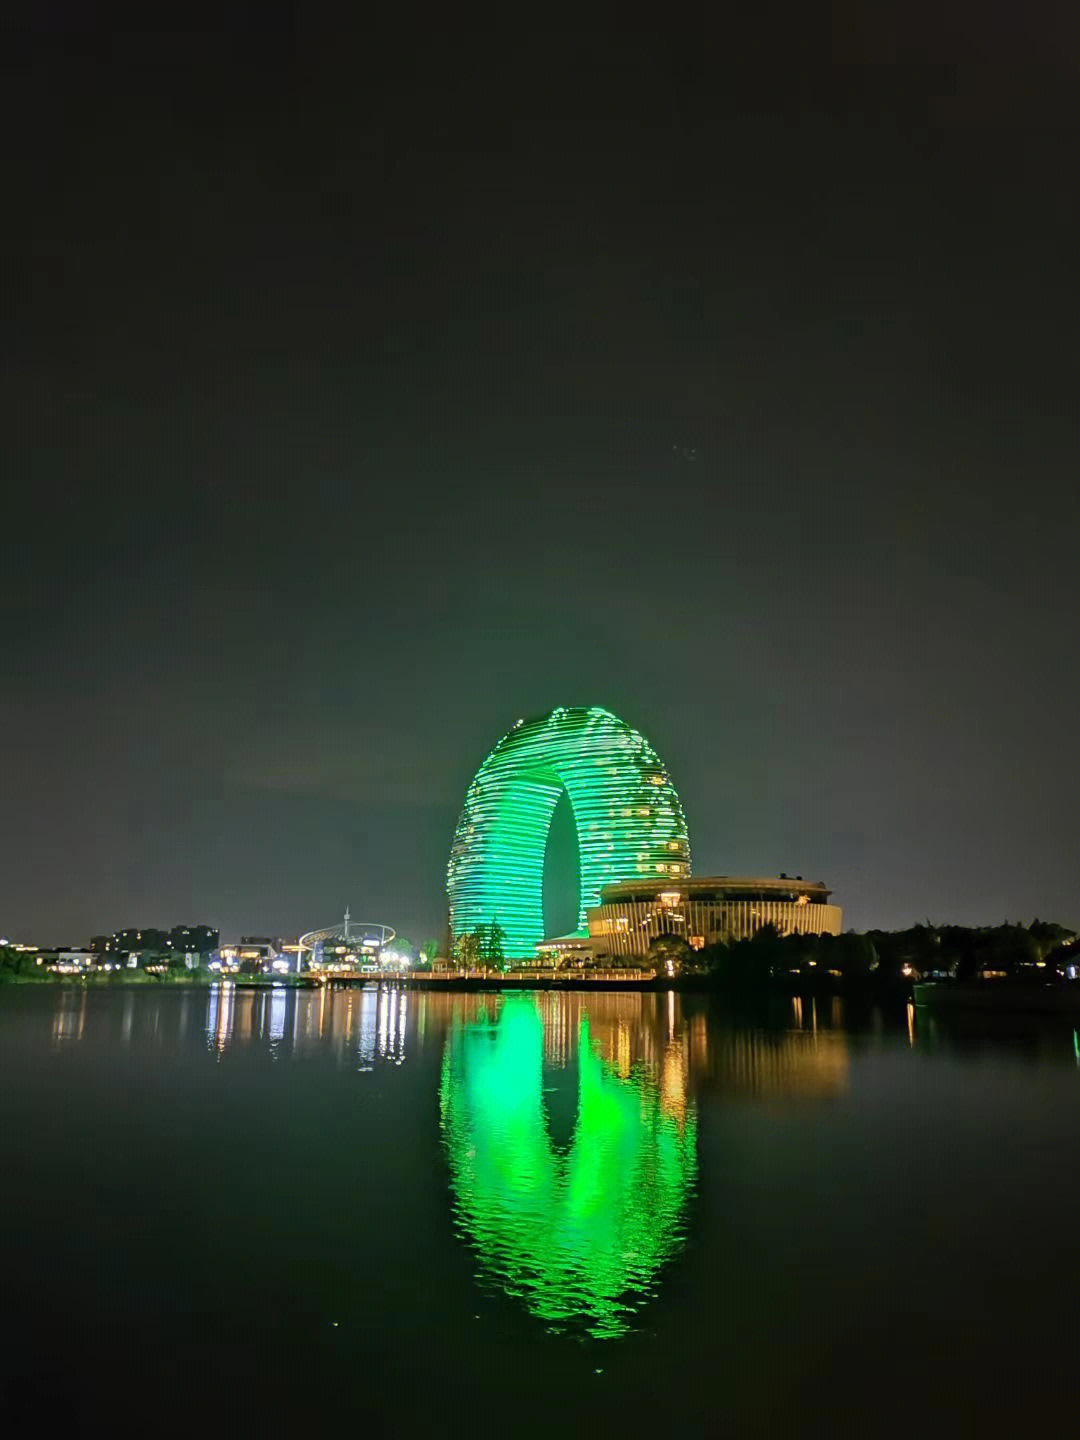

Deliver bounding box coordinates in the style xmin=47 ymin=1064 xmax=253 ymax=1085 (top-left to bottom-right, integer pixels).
xmin=447 ymin=706 xmax=691 ymax=958
xmin=299 ymin=909 xmax=395 ymax=968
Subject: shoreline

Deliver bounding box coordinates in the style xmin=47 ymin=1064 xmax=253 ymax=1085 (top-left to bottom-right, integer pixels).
xmin=0 ymin=969 xmax=911 ymax=1001
xmin=9 ymin=971 xmax=1080 ymax=1014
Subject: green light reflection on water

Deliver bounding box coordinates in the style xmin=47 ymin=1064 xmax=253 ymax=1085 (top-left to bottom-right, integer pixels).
xmin=439 ymin=995 xmax=697 ymax=1338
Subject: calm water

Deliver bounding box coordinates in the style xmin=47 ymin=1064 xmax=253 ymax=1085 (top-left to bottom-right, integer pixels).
xmin=3 ymin=984 xmax=1080 ymax=1438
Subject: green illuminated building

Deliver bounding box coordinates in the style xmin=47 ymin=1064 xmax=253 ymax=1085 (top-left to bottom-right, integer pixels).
xmin=447 ymin=707 xmax=691 ymax=958
xmin=439 ymin=995 xmax=697 ymax=1336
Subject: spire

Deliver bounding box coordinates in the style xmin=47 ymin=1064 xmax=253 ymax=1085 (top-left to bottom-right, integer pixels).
xmin=344 ymin=906 xmax=351 ymax=940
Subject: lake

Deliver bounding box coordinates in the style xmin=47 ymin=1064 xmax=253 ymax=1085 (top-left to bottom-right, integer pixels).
xmin=2 ymin=984 xmax=1079 ymax=1438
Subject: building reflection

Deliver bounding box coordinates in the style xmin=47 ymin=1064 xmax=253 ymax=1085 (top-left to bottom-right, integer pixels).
xmin=269 ymin=986 xmax=287 ymax=1049
xmin=207 ymin=983 xmax=304 ymax=1056
xmin=287 ymin=985 xmax=412 ymax=1069
xmin=530 ymin=991 xmax=673 ymax=1078
xmin=292 ymin=986 xmax=329 ymax=1054
xmin=433 ymin=991 xmax=858 ymax=1336
xmin=426 ymin=991 xmax=849 ymax=1109
xmin=377 ymin=988 xmax=391 ymax=1058
xmin=206 ymin=983 xmax=234 ymax=1053
xmin=380 ymin=988 xmax=407 ymax=1064
xmin=190 ymin=984 xmax=849 ymax=1099
xmin=357 ymin=989 xmax=377 ymax=1069
xmin=51 ymin=982 xmax=850 ymax=1105
xmin=686 ymin=1010 xmax=849 ymax=1100
xmin=439 ymin=994 xmax=698 ymax=1338
xmin=52 ymin=989 xmax=86 ymax=1043
xmin=233 ymin=989 xmax=258 ymax=1045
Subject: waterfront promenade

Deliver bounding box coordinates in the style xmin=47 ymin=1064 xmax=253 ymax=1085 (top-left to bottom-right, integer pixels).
xmin=309 ymin=967 xmax=661 ymax=991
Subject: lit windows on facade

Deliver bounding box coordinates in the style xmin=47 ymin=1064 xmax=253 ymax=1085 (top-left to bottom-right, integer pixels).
xmin=587 ymin=877 xmax=842 ymax=957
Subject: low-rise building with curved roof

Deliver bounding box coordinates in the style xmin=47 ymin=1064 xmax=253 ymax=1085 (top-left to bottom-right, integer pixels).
xmin=587 ymin=876 xmax=842 ymax=957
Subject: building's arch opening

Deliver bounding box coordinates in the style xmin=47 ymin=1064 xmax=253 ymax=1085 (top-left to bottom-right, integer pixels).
xmin=543 ymin=789 xmax=581 ymax=940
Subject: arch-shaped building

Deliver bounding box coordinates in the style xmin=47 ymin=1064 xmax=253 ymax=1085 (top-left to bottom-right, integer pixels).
xmin=447 ymin=707 xmax=691 ymax=959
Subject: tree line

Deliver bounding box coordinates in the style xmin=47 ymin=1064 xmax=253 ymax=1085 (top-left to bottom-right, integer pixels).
xmin=666 ymin=918 xmax=1079 ymax=990
xmin=386 ymin=925 xmax=508 ymax=969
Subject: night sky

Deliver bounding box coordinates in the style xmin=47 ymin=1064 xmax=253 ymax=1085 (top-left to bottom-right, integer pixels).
xmin=4 ymin=5 xmax=1079 ymax=945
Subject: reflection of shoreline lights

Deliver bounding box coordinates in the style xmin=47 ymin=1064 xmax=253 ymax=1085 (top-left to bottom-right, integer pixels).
xmin=282 ymin=987 xmax=410 ymax=1070
xmin=269 ymin=986 xmax=287 ymax=1044
xmin=439 ymin=995 xmax=697 ymax=1337
xmin=53 ymin=989 xmax=87 ymax=1043
xmin=206 ymin=983 xmax=234 ymax=1053
xmin=447 ymin=707 xmax=691 ymax=958
xmin=358 ymin=990 xmax=377 ymax=1069
xmin=379 ymin=989 xmax=407 ymax=1063
xmin=686 ymin=1013 xmax=849 ymax=1099
xmin=378 ymin=989 xmax=391 ymax=1056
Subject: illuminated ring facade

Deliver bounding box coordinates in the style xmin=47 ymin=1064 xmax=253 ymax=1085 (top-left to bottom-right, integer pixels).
xmin=447 ymin=706 xmax=691 ymax=959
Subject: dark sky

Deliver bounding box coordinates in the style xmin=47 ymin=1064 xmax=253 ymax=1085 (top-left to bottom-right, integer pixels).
xmin=4 ymin=5 xmax=1079 ymax=944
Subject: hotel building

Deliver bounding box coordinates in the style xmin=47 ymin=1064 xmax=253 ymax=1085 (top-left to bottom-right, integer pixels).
xmin=586 ymin=876 xmax=842 ymax=958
